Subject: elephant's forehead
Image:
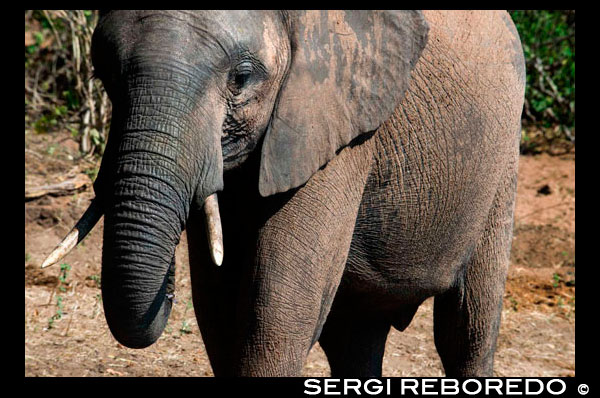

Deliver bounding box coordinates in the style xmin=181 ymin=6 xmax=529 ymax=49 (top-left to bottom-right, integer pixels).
xmin=146 ymin=11 xmax=282 ymax=52
xmin=201 ymin=11 xmax=289 ymax=66
xmin=101 ymin=10 xmax=284 ymax=67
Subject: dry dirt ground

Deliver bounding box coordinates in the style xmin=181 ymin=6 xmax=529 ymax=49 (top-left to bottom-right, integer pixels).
xmin=25 ymin=130 xmax=575 ymax=377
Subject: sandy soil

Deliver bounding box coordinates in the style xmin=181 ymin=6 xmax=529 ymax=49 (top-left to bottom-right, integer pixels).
xmin=24 ymin=130 xmax=575 ymax=377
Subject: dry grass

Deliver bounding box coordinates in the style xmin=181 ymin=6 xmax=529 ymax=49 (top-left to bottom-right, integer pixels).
xmin=25 ymin=10 xmax=110 ymax=157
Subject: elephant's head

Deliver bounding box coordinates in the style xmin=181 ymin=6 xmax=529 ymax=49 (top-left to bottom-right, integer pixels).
xmin=42 ymin=10 xmax=428 ymax=348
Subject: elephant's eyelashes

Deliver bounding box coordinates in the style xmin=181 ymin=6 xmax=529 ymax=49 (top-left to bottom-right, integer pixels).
xmin=231 ymin=61 xmax=254 ymax=91
xmin=229 ymin=58 xmax=268 ymax=94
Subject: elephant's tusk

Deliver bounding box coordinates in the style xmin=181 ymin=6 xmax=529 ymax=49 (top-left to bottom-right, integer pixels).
xmin=40 ymin=199 xmax=103 ymax=268
xmin=203 ymin=193 xmax=224 ymax=266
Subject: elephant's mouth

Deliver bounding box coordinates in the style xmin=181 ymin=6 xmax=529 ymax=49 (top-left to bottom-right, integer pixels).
xmin=221 ymin=109 xmax=265 ymax=171
xmin=40 ymin=193 xmax=224 ymax=268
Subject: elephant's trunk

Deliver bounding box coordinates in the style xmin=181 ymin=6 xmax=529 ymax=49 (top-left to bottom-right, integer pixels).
xmin=101 ymin=164 xmax=185 ymax=348
xmin=40 ymin=189 xmax=222 ymax=348
xmin=99 ymin=124 xmax=222 ymax=347
xmin=97 ymin=63 xmax=224 ymax=348
xmin=41 ymin=61 xmax=225 ymax=348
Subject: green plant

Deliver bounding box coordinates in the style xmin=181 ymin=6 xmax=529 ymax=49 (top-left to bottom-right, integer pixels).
xmin=46 ymin=143 xmax=57 ymax=155
xmin=47 ymin=263 xmax=71 ymax=329
xmin=83 ymin=167 xmax=99 ymax=182
xmin=48 ymin=294 xmax=65 ymax=329
xmin=25 ymin=10 xmax=111 ymax=156
xmin=509 ymin=11 xmax=575 ymax=153
xmin=87 ymin=274 xmax=101 ymax=288
xmin=180 ymin=299 xmax=195 ymax=335
xmin=58 ymin=263 xmax=71 ymax=292
xmin=179 ymin=319 xmax=192 ymax=335
xmin=552 ymin=273 xmax=561 ymax=288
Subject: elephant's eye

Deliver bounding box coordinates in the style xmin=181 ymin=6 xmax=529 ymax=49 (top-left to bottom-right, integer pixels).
xmin=235 ymin=71 xmax=251 ymax=88
xmin=233 ymin=61 xmax=253 ymax=90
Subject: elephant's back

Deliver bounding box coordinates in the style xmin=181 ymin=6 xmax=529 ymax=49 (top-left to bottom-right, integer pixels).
xmin=344 ymin=10 xmax=524 ymax=301
xmin=421 ymin=10 xmax=526 ymax=95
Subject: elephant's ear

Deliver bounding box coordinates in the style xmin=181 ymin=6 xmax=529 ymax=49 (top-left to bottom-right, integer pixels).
xmin=258 ymin=10 xmax=428 ymax=196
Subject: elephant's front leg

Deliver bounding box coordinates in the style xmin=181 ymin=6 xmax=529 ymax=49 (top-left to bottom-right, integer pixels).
xmin=233 ymin=146 xmax=373 ymax=376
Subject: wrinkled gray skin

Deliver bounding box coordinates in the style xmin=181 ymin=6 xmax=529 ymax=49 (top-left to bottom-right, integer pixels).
xmin=91 ymin=10 xmax=525 ymax=376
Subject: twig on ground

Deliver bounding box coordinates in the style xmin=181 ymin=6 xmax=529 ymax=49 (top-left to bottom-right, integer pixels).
xmin=25 ymin=174 xmax=91 ymax=201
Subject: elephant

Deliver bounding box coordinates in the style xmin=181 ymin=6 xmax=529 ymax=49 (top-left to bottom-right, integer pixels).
xmin=43 ymin=10 xmax=525 ymax=377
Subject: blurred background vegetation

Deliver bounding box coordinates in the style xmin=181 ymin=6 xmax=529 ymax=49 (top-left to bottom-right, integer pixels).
xmin=25 ymin=10 xmax=109 ymax=159
xmin=25 ymin=10 xmax=575 ymax=160
xmin=510 ymin=10 xmax=575 ymax=154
